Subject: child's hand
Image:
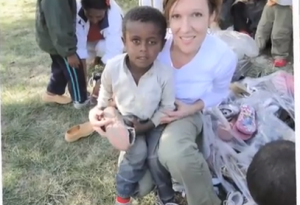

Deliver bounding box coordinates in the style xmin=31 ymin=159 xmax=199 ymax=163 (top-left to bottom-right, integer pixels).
xmin=67 ymin=54 xmax=80 ymax=68
xmin=132 ymin=119 xmax=148 ymax=135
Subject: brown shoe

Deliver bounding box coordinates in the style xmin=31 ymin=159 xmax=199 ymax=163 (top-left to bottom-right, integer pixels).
xmin=42 ymin=93 xmax=72 ymax=104
xmin=65 ymin=121 xmax=94 ymax=142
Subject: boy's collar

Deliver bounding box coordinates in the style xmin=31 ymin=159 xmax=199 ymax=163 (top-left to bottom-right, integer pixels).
xmin=78 ymin=8 xmax=109 ymax=30
xmin=122 ymin=54 xmax=155 ymax=76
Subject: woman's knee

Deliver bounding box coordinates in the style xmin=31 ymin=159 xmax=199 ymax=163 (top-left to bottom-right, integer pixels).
xmin=157 ymin=116 xmax=201 ymax=169
xmin=158 ymin=141 xmax=202 ymax=172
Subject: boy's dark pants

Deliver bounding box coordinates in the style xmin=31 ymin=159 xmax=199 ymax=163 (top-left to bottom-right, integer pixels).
xmin=47 ymin=54 xmax=87 ymax=103
xmin=116 ymin=122 xmax=174 ymax=202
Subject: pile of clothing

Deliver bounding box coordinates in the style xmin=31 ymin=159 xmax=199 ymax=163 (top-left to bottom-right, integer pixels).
xmin=210 ymin=29 xmax=259 ymax=81
xmin=201 ymin=70 xmax=294 ymax=205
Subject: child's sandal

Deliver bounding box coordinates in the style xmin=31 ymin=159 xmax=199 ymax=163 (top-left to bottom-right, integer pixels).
xmin=233 ymin=104 xmax=257 ymax=141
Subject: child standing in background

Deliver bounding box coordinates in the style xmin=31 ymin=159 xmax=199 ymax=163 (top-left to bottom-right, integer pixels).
xmin=36 ymin=0 xmax=89 ymax=109
xmin=255 ymin=0 xmax=293 ymax=67
xmin=76 ymin=0 xmax=124 ymax=66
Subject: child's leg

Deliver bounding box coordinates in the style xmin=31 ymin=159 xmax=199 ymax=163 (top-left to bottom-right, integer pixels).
xmin=87 ymin=41 xmax=97 ymax=59
xmin=44 ymin=54 xmax=71 ymax=104
xmin=95 ymin=40 xmax=106 ymax=64
xmin=146 ymin=125 xmax=176 ymax=204
xmin=271 ymin=5 xmax=293 ymax=61
xmin=47 ymin=55 xmax=68 ymax=95
xmin=255 ymin=5 xmax=274 ymax=50
xmin=116 ymin=133 xmax=148 ymax=204
xmin=53 ymin=54 xmax=88 ymax=107
xmin=87 ymin=41 xmax=101 ymax=66
xmin=101 ymin=107 xmax=148 ymax=204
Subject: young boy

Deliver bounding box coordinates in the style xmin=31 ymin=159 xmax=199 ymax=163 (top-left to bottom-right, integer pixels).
xmin=35 ymin=0 xmax=89 ymax=109
xmin=246 ymin=140 xmax=296 ymax=205
xmin=255 ymin=0 xmax=293 ymax=67
xmin=97 ymin=6 xmax=177 ymax=205
xmin=76 ymin=0 xmax=124 ymax=66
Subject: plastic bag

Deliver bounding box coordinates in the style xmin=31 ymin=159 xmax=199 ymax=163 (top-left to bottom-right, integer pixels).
xmin=205 ymin=111 xmax=294 ymax=203
xmin=232 ymin=58 xmax=253 ymax=82
xmin=212 ymin=30 xmax=259 ymax=81
xmin=213 ymin=30 xmax=259 ymax=59
xmin=202 ymin=71 xmax=294 ymax=204
xmin=238 ymin=71 xmax=294 ymax=119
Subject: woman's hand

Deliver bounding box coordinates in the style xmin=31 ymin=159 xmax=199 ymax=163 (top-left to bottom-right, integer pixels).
xmin=88 ymin=106 xmax=113 ymax=135
xmin=160 ymin=100 xmax=195 ymax=124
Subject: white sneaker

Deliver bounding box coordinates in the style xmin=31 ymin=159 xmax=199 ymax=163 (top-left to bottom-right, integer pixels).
xmin=223 ymin=191 xmax=244 ymax=205
xmin=73 ymin=98 xmax=90 ymax=109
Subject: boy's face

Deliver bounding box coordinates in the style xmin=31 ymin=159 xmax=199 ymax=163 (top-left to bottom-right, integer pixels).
xmin=124 ymin=21 xmax=163 ymax=70
xmin=84 ymin=9 xmax=106 ymax=25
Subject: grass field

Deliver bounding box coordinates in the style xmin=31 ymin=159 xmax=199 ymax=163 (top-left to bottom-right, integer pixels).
xmin=0 ymin=0 xmax=293 ymax=205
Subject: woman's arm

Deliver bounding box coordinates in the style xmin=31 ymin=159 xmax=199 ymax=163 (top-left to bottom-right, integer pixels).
xmin=201 ymin=52 xmax=238 ymax=108
xmin=188 ymin=100 xmax=205 ymax=113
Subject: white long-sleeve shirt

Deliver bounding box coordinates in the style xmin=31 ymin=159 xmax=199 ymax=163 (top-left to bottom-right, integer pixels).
xmin=98 ymin=54 xmax=176 ymax=126
xmin=75 ymin=0 xmax=124 ymax=64
xmin=157 ymin=33 xmax=238 ymax=108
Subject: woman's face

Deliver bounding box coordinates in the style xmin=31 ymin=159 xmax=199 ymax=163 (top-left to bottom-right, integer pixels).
xmin=168 ymin=0 xmax=215 ymax=54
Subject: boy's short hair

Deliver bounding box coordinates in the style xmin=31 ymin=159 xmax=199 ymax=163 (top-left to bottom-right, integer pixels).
xmin=246 ymin=140 xmax=296 ymax=205
xmin=81 ymin=0 xmax=109 ymax=10
xmin=122 ymin=6 xmax=167 ymax=41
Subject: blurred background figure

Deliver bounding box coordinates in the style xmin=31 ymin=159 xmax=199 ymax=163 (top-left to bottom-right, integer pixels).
xmin=139 ymin=0 xmax=163 ymax=12
xmin=255 ymin=0 xmax=293 ymax=67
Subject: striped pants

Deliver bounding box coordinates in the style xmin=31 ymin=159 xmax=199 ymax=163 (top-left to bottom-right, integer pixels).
xmin=47 ymin=54 xmax=88 ymax=103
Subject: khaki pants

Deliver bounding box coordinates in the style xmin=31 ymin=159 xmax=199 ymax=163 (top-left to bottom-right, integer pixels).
xmin=118 ymin=113 xmax=221 ymax=205
xmin=255 ymin=4 xmax=293 ymax=59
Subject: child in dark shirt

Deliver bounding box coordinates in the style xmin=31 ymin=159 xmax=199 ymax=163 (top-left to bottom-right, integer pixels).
xmin=36 ymin=0 xmax=89 ymax=109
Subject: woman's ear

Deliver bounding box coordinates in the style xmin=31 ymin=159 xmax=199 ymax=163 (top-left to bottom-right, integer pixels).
xmin=121 ymin=36 xmax=125 ymax=44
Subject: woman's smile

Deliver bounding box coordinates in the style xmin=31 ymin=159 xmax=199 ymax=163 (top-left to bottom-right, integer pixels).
xmin=179 ymin=36 xmax=196 ymax=44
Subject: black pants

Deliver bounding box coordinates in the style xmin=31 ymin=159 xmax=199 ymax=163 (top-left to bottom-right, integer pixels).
xmin=47 ymin=54 xmax=87 ymax=103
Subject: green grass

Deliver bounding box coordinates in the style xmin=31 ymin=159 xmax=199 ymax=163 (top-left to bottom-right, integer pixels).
xmin=0 ymin=1 xmax=293 ymax=205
